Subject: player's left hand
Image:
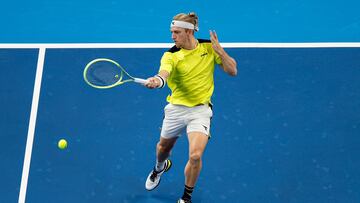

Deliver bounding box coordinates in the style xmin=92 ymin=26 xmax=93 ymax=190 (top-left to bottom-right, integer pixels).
xmin=210 ymin=30 xmax=225 ymax=56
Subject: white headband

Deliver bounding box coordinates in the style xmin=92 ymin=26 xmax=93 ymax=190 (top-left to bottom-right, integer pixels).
xmin=170 ymin=20 xmax=199 ymax=31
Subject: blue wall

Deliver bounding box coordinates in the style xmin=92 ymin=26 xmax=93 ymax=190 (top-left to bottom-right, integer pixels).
xmin=1 ymin=0 xmax=360 ymax=42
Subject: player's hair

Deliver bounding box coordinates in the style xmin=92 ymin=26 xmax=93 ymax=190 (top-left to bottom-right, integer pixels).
xmin=173 ymin=12 xmax=199 ymax=32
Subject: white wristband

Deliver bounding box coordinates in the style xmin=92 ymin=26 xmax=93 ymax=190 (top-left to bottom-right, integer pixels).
xmin=155 ymin=75 xmax=166 ymax=88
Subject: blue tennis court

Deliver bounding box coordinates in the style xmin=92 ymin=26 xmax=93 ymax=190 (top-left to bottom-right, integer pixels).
xmin=1 ymin=45 xmax=359 ymax=202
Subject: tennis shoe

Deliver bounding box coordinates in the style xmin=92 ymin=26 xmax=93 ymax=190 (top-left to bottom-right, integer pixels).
xmin=177 ymin=198 xmax=192 ymax=203
xmin=145 ymin=159 xmax=172 ymax=191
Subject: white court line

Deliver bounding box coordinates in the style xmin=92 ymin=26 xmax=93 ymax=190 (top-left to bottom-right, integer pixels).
xmin=0 ymin=42 xmax=360 ymax=49
xmin=18 ymin=48 xmax=46 ymax=203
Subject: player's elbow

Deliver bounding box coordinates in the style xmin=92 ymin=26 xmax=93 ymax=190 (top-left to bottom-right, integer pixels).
xmin=229 ymin=68 xmax=237 ymax=76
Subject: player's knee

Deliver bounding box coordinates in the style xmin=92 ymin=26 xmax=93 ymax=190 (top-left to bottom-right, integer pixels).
xmin=189 ymin=152 xmax=201 ymax=165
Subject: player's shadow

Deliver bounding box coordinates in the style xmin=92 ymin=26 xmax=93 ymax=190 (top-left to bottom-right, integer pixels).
xmin=122 ymin=193 xmax=202 ymax=203
xmin=123 ymin=193 xmax=177 ymax=203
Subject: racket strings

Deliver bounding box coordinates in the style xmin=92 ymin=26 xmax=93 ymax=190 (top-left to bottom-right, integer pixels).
xmin=85 ymin=61 xmax=123 ymax=87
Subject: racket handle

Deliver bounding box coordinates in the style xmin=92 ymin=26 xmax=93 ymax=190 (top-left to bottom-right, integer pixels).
xmin=133 ymin=78 xmax=149 ymax=85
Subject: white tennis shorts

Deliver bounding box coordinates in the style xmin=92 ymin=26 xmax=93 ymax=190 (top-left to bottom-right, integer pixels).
xmin=160 ymin=103 xmax=213 ymax=139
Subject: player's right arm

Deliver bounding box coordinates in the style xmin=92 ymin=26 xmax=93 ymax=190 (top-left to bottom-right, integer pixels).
xmin=146 ymin=51 xmax=173 ymax=89
xmin=145 ymin=70 xmax=170 ymax=89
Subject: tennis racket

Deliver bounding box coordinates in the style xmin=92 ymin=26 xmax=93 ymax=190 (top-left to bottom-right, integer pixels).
xmin=83 ymin=58 xmax=148 ymax=89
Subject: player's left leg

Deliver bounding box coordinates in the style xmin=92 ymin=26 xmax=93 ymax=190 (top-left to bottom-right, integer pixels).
xmin=178 ymin=131 xmax=209 ymax=202
xmin=179 ymin=104 xmax=212 ymax=202
xmin=185 ymin=132 xmax=209 ymax=186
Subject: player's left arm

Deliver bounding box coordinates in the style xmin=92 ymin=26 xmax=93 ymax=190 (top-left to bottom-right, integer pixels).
xmin=210 ymin=30 xmax=237 ymax=76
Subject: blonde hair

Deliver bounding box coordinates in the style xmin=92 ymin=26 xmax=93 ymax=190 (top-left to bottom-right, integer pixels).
xmin=173 ymin=12 xmax=199 ymax=31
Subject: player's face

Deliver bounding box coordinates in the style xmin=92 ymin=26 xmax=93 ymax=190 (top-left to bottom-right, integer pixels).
xmin=171 ymin=27 xmax=190 ymax=48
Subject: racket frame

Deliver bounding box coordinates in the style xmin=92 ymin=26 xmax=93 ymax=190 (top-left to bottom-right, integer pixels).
xmin=83 ymin=58 xmax=147 ymax=89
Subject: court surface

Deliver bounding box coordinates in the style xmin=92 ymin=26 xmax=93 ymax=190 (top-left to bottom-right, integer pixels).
xmin=1 ymin=44 xmax=359 ymax=202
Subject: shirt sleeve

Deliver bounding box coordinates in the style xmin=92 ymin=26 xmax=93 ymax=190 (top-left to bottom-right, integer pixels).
xmin=159 ymin=52 xmax=174 ymax=74
xmin=214 ymin=51 xmax=222 ymax=65
xmin=208 ymin=43 xmax=222 ymax=65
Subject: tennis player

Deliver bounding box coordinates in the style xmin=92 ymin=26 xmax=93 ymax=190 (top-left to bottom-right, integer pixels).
xmin=144 ymin=12 xmax=237 ymax=203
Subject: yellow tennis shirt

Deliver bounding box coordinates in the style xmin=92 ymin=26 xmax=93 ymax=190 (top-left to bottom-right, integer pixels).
xmin=159 ymin=39 xmax=222 ymax=107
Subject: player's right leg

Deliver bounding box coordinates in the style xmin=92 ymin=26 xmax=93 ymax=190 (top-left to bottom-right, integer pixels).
xmin=146 ymin=103 xmax=186 ymax=191
xmin=145 ymin=137 xmax=177 ymax=190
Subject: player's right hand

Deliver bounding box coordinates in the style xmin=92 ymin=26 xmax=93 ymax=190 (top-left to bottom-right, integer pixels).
xmin=145 ymin=77 xmax=160 ymax=89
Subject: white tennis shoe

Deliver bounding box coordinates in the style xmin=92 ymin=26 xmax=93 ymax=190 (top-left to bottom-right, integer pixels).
xmin=145 ymin=159 xmax=172 ymax=191
xmin=177 ymin=198 xmax=192 ymax=203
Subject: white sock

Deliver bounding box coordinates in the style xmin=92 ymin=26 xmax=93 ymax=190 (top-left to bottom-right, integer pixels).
xmin=155 ymin=160 xmax=165 ymax=172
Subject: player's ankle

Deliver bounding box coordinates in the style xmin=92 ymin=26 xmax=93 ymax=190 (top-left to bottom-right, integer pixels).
xmin=181 ymin=185 xmax=194 ymax=200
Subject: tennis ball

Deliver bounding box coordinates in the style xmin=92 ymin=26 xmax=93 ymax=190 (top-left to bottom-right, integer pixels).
xmin=58 ymin=139 xmax=68 ymax=150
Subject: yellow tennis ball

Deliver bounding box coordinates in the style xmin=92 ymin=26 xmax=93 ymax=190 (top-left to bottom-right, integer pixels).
xmin=58 ymin=139 xmax=68 ymax=149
